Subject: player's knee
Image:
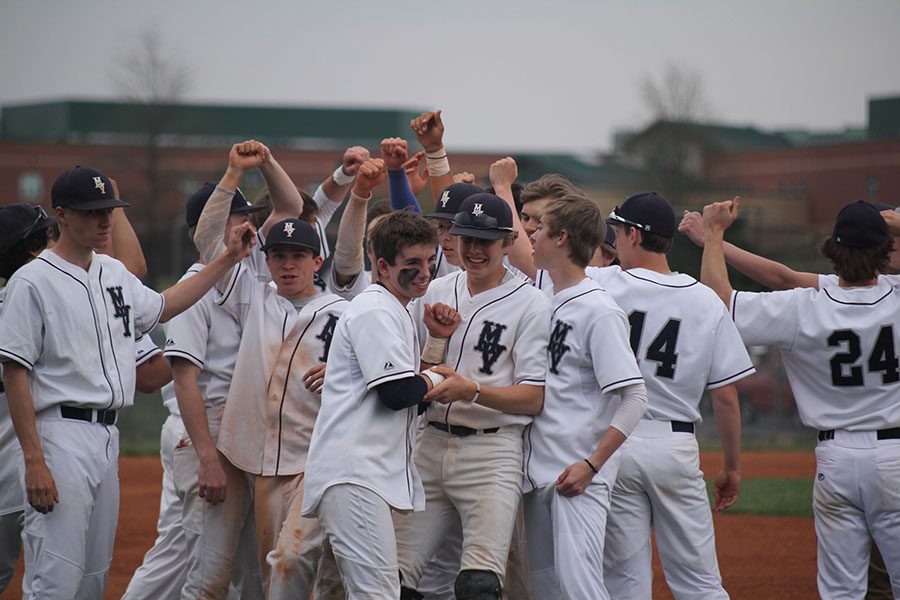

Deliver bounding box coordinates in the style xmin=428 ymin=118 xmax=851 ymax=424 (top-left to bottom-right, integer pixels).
xmin=454 ymin=569 xmax=501 ymax=600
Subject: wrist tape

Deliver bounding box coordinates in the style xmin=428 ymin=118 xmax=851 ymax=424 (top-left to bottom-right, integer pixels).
xmin=421 ymin=335 xmax=449 ymax=364
xmin=425 ymin=146 xmax=450 ymax=177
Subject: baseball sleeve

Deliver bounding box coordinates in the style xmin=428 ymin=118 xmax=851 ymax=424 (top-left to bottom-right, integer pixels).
xmin=0 ymin=278 xmax=43 ymax=370
xmin=123 ymin=270 xmax=165 ymax=338
xmin=706 ymin=302 xmax=757 ymax=389
xmin=164 ymin=294 xmax=211 ymax=370
xmin=135 ymin=335 xmax=162 ymax=367
xmin=589 ymin=309 xmax=644 ymax=393
xmin=350 ymin=308 xmax=417 ymax=390
xmin=214 ymin=262 xmax=255 ymax=325
xmin=729 ymin=289 xmax=801 ymax=349
xmin=511 ymin=299 xmax=551 ymax=386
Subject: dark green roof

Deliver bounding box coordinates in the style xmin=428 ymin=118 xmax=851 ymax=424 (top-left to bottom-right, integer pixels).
xmin=513 ymin=153 xmax=659 ymax=189
xmin=627 ymin=120 xmax=791 ymax=153
xmin=0 ymin=99 xmax=423 ymax=148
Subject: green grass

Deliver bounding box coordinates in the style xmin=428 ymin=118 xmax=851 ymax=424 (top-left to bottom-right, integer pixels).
xmin=707 ymin=478 xmax=813 ymax=518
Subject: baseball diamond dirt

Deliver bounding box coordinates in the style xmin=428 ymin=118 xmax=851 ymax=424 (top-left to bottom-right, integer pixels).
xmin=0 ymin=451 xmax=818 ymax=599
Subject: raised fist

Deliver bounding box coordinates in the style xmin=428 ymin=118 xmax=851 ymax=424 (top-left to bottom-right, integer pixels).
xmin=405 ymin=151 xmax=429 ymax=196
xmin=352 ymin=158 xmax=387 ymax=198
xmin=341 ymin=146 xmax=371 ymax=177
xmin=489 ymin=157 xmax=518 ymax=190
xmin=225 ymin=221 xmax=257 ymax=262
xmin=702 ymin=197 xmax=741 ymax=233
xmin=229 ymin=140 xmax=270 ymax=172
xmin=410 ymin=110 xmax=445 ymax=153
xmin=678 ymin=210 xmax=706 ymax=248
xmin=380 ymin=138 xmax=409 ymax=171
xmin=453 ymin=172 xmax=475 ymax=184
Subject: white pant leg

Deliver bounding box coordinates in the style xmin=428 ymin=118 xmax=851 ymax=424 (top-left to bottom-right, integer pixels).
xmin=260 ymin=474 xmax=324 ymax=600
xmin=417 ymin=519 xmax=461 ymax=600
xmin=527 ymin=455 xmax=618 ymax=600
xmin=176 ymin=437 xmax=256 ymax=600
xmin=0 ymin=510 xmax=24 ymax=593
xmin=229 ymin=507 xmax=263 ymax=600
xmin=22 ymin=417 xmax=119 ymax=600
xmin=312 ymin=537 xmax=347 ymax=600
xmin=396 ymin=428 xmax=465 ymax=589
xmin=868 ymin=440 xmax=900 ymax=599
xmin=122 ymin=415 xmax=187 ymax=600
xmin=603 ymin=437 xmax=655 ymax=600
xmin=814 ymin=440 xmax=884 ymax=599
xmin=319 ymin=484 xmax=400 ymax=600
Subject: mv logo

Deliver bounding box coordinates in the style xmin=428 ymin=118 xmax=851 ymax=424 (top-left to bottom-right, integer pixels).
xmin=106 ymin=286 xmax=132 ymax=337
xmin=316 ymin=313 xmax=340 ymax=362
xmin=548 ymin=319 xmax=573 ymax=375
xmin=474 ymin=320 xmax=507 ymax=375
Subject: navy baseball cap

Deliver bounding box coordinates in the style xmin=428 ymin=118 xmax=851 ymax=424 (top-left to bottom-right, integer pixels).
xmin=606 ymin=191 xmax=676 ymax=238
xmin=430 ymin=183 xmax=484 ymax=221
xmin=185 ymin=182 xmax=265 ymax=228
xmin=450 ymin=193 xmax=515 ymax=241
xmin=0 ymin=203 xmax=52 ymax=251
xmin=51 ymin=166 xmax=129 ymax=210
xmin=832 ymin=200 xmax=890 ymax=248
xmin=260 ymin=218 xmax=321 ymax=255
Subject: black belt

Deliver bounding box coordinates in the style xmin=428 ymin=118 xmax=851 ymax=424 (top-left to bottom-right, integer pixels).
xmin=60 ymin=405 xmax=117 ymax=426
xmin=429 ymin=421 xmax=500 ymax=437
xmin=671 ymin=421 xmax=695 ymax=434
xmin=818 ymin=428 xmax=900 ymax=442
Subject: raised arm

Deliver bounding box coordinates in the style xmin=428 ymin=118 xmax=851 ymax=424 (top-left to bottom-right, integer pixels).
xmin=331 ymin=159 xmax=387 ymax=287
xmin=315 ymin=146 xmax=371 ymax=228
xmin=700 ymin=198 xmax=741 ymax=307
xmin=258 ymin=148 xmax=303 ymax=238
xmin=490 ymin=157 xmax=536 ymax=280
xmin=382 ymin=138 xmax=422 ymax=213
xmin=411 ymin=110 xmax=454 ymax=202
xmin=680 ymin=209 xmax=819 ymax=290
xmin=94 ymin=178 xmax=148 ymax=278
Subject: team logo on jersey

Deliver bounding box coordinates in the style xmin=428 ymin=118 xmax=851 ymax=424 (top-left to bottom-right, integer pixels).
xmin=384 ymin=361 xmax=395 ymax=370
xmin=106 ymin=286 xmax=132 ymax=337
xmin=283 ymin=222 xmax=295 ymax=238
xmin=439 ymin=190 xmax=450 ymax=208
xmin=93 ymin=176 xmax=106 ymax=194
xmin=548 ymin=319 xmax=573 ymax=375
xmin=472 ymin=203 xmax=484 ymax=217
xmin=316 ymin=313 xmax=340 ymax=362
xmin=474 ymin=320 xmax=507 ymax=375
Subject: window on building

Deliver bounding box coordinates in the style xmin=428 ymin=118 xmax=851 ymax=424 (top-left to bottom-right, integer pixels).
xmin=18 ymin=172 xmax=43 ymax=202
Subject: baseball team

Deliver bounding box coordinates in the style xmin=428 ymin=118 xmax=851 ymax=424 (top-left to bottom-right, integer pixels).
xmin=0 ymin=109 xmax=898 ymax=600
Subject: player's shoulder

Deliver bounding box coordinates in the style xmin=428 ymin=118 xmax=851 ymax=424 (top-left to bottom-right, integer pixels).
xmin=554 ymin=278 xmax=622 ymax=319
xmin=310 ymin=291 xmax=349 ymax=314
xmin=426 ymin=270 xmax=464 ymax=297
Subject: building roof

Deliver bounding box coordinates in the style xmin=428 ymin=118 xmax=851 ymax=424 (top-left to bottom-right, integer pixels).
xmin=0 ymin=99 xmax=423 ymax=149
xmin=626 ymin=120 xmax=792 ymax=154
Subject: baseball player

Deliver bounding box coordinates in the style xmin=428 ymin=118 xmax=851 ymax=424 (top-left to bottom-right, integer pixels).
xmin=590 ymin=192 xmax=755 ymax=600
xmin=301 ymin=210 xmax=450 ymax=599
xmin=394 ymin=192 xmax=551 ymax=600
xmin=702 ymin=198 xmax=900 ymax=599
xmin=524 ymin=195 xmax=648 ymax=599
xmin=0 ymin=165 xmax=255 ymax=599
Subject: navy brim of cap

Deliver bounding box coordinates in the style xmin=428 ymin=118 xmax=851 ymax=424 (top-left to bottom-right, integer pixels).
xmin=61 ymin=197 xmax=131 ymax=210
xmin=426 ymin=211 xmax=455 ymax=221
xmin=232 ymin=205 xmax=267 ymax=216
xmin=260 ymin=240 xmax=320 ymax=255
xmin=449 ymin=224 xmax=511 ymax=240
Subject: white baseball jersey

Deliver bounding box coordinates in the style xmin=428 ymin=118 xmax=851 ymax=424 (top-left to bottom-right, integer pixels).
xmin=533 ymin=268 xmax=554 ymax=292
xmin=301 ymin=283 xmax=425 ymax=516
xmin=730 ymin=278 xmax=900 ymax=430
xmin=321 ymin=263 xmax=371 ymax=301
xmin=524 ymin=278 xmax=644 ymax=491
xmin=163 ymin=263 xmax=242 ymax=415
xmin=215 ymin=262 xmax=347 ymax=476
xmin=585 ymin=266 xmax=754 ymax=422
xmin=0 ymin=249 xmax=164 ymax=412
xmin=0 ymin=286 xmax=22 ymax=516
xmin=434 ymin=245 xmax=460 ymax=279
xmin=421 ymin=270 xmax=550 ymax=429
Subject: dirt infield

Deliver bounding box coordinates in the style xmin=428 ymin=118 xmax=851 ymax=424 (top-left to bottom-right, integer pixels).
xmin=1 ymin=451 xmax=818 ymax=599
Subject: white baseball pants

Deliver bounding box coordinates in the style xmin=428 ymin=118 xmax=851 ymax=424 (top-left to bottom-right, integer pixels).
xmin=318 ymin=483 xmax=401 ymax=599
xmin=603 ymin=420 xmax=728 ymax=600
xmin=523 ymin=454 xmax=619 ymax=600
xmin=813 ymin=432 xmax=900 ymax=599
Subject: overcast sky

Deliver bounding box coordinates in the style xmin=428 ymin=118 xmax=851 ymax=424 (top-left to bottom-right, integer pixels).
xmin=2 ymin=0 xmax=898 ymax=152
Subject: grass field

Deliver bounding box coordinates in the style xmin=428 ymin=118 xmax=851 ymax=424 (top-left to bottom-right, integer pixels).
xmin=708 ymin=478 xmax=813 ymax=517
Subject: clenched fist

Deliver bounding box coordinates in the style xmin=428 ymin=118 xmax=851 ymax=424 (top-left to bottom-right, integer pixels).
xmin=341 ymin=146 xmax=371 ymax=177
xmin=229 ymin=140 xmax=270 ymax=172
xmin=410 ymin=110 xmax=445 ymax=153
xmin=352 ymin=158 xmax=387 ymax=198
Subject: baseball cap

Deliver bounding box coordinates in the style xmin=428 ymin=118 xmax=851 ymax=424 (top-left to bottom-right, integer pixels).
xmin=606 ymin=191 xmax=676 ymax=238
xmin=831 ymin=200 xmax=890 ymax=248
xmin=0 ymin=203 xmax=52 ymax=251
xmin=51 ymin=166 xmax=129 ymax=210
xmin=603 ymin=223 xmax=616 ymax=247
xmin=185 ymin=182 xmax=265 ymax=228
xmin=429 ymin=183 xmax=484 ymax=220
xmin=260 ymin=218 xmax=321 ymax=255
xmin=450 ymin=193 xmax=515 ymax=241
